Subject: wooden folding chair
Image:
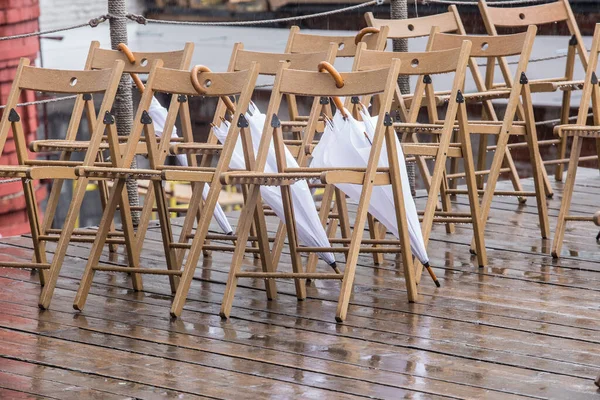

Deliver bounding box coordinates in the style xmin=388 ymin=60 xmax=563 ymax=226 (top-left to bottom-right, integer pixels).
xmin=365 ymin=6 xmax=548 ymax=202
xmin=286 ymin=26 xmax=391 ymax=266
xmin=28 ymin=41 xmax=194 ymax=261
xmin=351 ymin=40 xmax=488 ymax=284
xmin=551 ymin=23 xmax=600 ymax=258
xmin=218 ymin=58 xmax=425 ymax=322
xmin=479 ymin=0 xmax=589 ymax=182
xmin=73 ymin=61 xmax=262 ymax=312
xmin=0 ymin=59 xmax=124 ymax=308
xmin=171 ymin=44 xmax=338 ymax=283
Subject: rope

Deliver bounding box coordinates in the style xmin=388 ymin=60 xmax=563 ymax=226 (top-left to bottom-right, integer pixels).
xmin=126 ymin=0 xmax=383 ymax=26
xmin=0 ymin=15 xmax=112 ymax=41
xmin=422 ymin=0 xmax=549 ymax=5
xmin=0 ymin=95 xmax=77 ymax=110
xmin=110 ymin=0 xmax=140 ymax=226
xmin=0 ymin=178 xmax=23 ymax=184
xmin=535 ymin=112 xmax=593 ymax=127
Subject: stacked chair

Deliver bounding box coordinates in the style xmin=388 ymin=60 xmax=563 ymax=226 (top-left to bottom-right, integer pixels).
xmin=0 ymin=58 xmax=125 ymax=308
xmin=479 ymin=0 xmax=589 ymax=182
xmin=551 ymin=23 xmax=600 ymax=258
xmin=0 ymin=1 xmax=596 ymax=322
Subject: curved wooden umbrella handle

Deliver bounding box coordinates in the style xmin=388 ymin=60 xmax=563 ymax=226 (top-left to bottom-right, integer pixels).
xmin=331 ymin=96 xmax=348 ymax=119
xmin=117 ymin=43 xmax=145 ymax=93
xmin=354 ymin=27 xmax=380 ymax=45
xmin=190 ymin=65 xmax=236 ymax=113
xmin=117 ymin=43 xmax=136 ymax=64
xmin=318 ymin=61 xmax=344 ymax=88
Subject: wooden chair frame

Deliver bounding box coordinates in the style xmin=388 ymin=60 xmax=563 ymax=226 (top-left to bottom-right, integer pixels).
xmin=72 ymin=61 xmax=262 ymax=312
xmin=29 ymin=41 xmax=194 ymax=263
xmin=551 ymin=23 xmax=600 ymax=258
xmin=169 ymin=44 xmax=338 ymax=285
xmin=0 ymin=59 xmax=125 ymax=308
xmin=218 ymin=59 xmax=423 ymax=322
xmin=426 ymin=28 xmax=550 ymax=251
xmin=351 ymin=40 xmax=488 ymax=283
xmin=479 ymin=0 xmax=589 ymax=182
xmin=285 ymin=25 xmax=391 ymax=267
xmin=366 ymin=6 xmax=553 ymax=205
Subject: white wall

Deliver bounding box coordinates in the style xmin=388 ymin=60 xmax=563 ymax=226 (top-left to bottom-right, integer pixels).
xmin=39 ymin=0 xmax=145 ymax=31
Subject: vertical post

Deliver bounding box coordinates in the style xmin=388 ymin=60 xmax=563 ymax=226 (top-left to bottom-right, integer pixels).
xmin=108 ymin=0 xmax=141 ymax=225
xmin=390 ymin=0 xmax=416 ymax=195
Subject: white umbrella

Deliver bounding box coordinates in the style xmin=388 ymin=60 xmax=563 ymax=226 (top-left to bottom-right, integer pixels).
xmin=213 ymin=103 xmax=337 ymax=269
xmin=148 ymin=96 xmax=233 ymax=234
xmin=312 ymin=106 xmax=439 ymax=286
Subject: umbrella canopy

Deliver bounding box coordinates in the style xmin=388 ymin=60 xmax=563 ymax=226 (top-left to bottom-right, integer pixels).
xmin=148 ymin=97 xmax=233 ymax=234
xmin=213 ymin=103 xmax=336 ymax=267
xmin=311 ymin=107 xmax=430 ymax=266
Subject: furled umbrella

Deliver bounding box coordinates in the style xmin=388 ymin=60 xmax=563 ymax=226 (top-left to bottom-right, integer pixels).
xmin=212 ymin=103 xmax=337 ymax=269
xmin=148 ymin=96 xmax=233 ymax=234
xmin=311 ymin=104 xmax=439 ymax=286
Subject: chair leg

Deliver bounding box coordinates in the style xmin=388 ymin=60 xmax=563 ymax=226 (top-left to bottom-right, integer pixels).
xmin=439 ymin=171 xmax=455 ymax=234
xmin=23 ymin=178 xmax=48 ymax=285
xmin=280 ymin=185 xmax=306 ymax=300
xmin=220 ymin=185 xmax=263 ymax=319
xmin=522 ymin=87 xmax=551 ymax=240
xmin=40 ymin=178 xmax=90 ymax=309
xmin=367 ymin=214 xmax=385 ymax=265
xmin=73 ymin=180 xmax=126 ymax=310
xmin=457 ymin=104 xmax=487 ymax=267
xmin=306 ymin=183 xmax=335 ymax=275
xmin=552 ymin=136 xmax=582 ymax=258
xmin=555 ymin=89 xmax=573 ymax=181
xmin=153 ymin=180 xmax=181 ymax=292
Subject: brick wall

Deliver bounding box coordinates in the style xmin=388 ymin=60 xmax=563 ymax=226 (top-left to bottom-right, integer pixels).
xmin=39 ymin=0 xmax=145 ymax=30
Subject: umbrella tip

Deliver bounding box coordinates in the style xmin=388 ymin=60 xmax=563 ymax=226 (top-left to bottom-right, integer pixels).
xmin=329 ymin=261 xmax=341 ymax=274
xmin=226 ymin=231 xmax=234 ymax=236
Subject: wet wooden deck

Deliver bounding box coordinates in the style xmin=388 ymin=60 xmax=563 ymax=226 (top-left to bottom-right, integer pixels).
xmin=1 ymin=168 xmax=599 ymax=399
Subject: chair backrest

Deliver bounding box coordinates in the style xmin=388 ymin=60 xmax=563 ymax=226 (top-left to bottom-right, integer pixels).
xmin=0 ymin=58 xmax=124 ymax=165
xmin=230 ymin=43 xmax=335 ymax=75
xmin=364 ymin=6 xmax=465 ymax=39
xmin=353 ymin=39 xmax=472 ymax=123
xmin=285 ymin=25 xmax=388 ymax=58
xmin=479 ymin=0 xmax=588 ymax=70
xmin=428 ymin=28 xmax=537 ymax=122
xmin=87 ymin=41 xmax=195 ymax=73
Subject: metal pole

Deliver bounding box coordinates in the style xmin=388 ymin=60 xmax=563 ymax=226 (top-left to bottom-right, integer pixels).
xmin=108 ymin=0 xmax=141 ymax=225
xmin=390 ymin=0 xmax=416 ymax=196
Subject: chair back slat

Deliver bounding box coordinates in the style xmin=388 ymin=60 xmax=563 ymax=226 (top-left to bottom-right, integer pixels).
xmin=89 ymin=42 xmax=195 ymax=73
xmin=19 ymin=65 xmax=120 ymax=94
xmin=365 ymin=10 xmax=460 ymax=38
xmin=355 ymin=46 xmax=466 ymax=76
xmin=152 ymin=66 xmax=258 ymax=97
xmin=285 ymin=25 xmax=387 ymax=57
xmin=481 ymin=0 xmax=568 ymax=27
xmin=278 ymin=67 xmax=394 ymax=97
xmin=233 ymin=48 xmax=333 ymax=75
xmin=430 ymin=31 xmax=529 ymax=58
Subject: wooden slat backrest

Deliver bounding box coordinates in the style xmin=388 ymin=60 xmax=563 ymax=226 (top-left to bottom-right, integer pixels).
xmin=232 ymin=46 xmax=333 ymax=75
xmin=152 ymin=66 xmax=259 ymax=97
xmin=430 ymin=31 xmax=528 ymax=58
xmin=364 ymin=8 xmax=461 ymax=39
xmin=481 ymin=0 xmax=568 ymax=27
xmin=285 ymin=25 xmax=388 ymax=57
xmin=479 ymin=0 xmax=588 ymax=69
xmin=19 ymin=66 xmax=119 ymax=94
xmin=278 ymin=67 xmax=394 ymax=97
xmin=89 ymin=41 xmax=195 ymax=73
xmin=354 ymin=45 xmax=465 ymax=76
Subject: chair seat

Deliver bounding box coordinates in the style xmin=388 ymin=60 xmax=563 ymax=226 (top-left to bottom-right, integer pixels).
xmin=554 ymin=125 xmax=600 ymax=138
